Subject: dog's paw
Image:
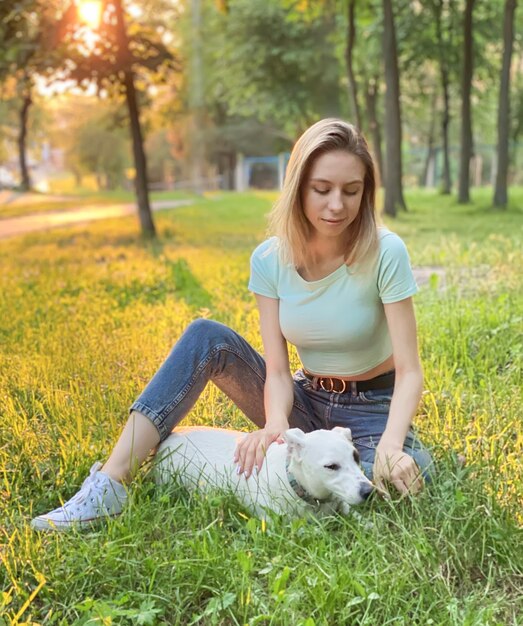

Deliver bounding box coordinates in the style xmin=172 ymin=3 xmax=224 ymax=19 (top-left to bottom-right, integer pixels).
xmin=350 ymin=509 xmax=373 ymax=529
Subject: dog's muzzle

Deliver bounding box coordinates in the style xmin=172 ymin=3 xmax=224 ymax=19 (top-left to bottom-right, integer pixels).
xmin=359 ymin=482 xmax=374 ymax=500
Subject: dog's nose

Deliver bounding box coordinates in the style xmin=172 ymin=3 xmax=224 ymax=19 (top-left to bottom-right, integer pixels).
xmin=359 ymin=482 xmax=374 ymax=500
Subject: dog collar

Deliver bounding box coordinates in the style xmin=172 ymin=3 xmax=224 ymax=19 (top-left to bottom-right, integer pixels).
xmin=285 ymin=457 xmax=329 ymax=506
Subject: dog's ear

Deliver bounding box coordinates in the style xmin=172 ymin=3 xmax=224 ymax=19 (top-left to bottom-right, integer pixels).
xmin=283 ymin=428 xmax=306 ymax=458
xmin=332 ymin=426 xmax=353 ymax=442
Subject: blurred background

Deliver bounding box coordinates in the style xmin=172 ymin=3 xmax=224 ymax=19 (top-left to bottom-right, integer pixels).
xmin=0 ymin=0 xmax=521 ymax=230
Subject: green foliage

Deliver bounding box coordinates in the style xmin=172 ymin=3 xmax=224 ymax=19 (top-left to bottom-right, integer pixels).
xmin=0 ymin=190 xmax=522 ymax=623
xmin=41 ymin=0 xmax=177 ymax=93
xmin=202 ymin=0 xmax=342 ymax=136
xmin=3 ymin=0 xmax=522 ymax=197
xmin=0 ymin=0 xmax=40 ymax=75
xmin=74 ymin=110 xmax=130 ymax=190
xmin=334 ymin=0 xmax=383 ymax=120
xmin=0 ymin=2 xmax=66 ymax=89
xmin=0 ymin=1 xmax=56 ymax=190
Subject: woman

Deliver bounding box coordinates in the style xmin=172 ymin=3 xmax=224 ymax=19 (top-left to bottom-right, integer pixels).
xmin=31 ymin=119 xmax=432 ymax=531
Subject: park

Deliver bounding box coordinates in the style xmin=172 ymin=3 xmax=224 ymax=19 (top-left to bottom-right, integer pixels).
xmin=1 ymin=1 xmax=522 ymax=624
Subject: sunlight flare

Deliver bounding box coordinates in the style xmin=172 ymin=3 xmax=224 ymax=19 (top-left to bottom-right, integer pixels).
xmin=77 ymin=0 xmax=103 ymax=29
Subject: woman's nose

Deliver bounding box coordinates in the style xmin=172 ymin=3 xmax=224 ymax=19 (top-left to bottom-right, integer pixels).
xmin=327 ymin=191 xmax=344 ymax=210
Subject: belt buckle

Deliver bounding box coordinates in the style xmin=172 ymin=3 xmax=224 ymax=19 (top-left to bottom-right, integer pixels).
xmin=319 ymin=377 xmax=347 ymax=394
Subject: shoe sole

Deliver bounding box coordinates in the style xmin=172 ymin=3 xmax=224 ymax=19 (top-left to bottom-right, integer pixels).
xmin=31 ymin=512 xmax=122 ymax=532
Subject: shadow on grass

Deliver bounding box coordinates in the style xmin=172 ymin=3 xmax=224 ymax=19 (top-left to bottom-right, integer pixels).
xmin=102 ymin=257 xmax=213 ymax=310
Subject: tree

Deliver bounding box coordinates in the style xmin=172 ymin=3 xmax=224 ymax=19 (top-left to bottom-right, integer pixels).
xmin=115 ymin=1 xmax=155 ymax=234
xmin=46 ymin=0 xmax=178 ymax=237
xmin=458 ymin=0 xmax=475 ymax=203
xmin=343 ymin=1 xmax=384 ymax=184
xmin=396 ymin=0 xmax=460 ymax=193
xmin=493 ymin=0 xmax=518 ymax=208
xmin=511 ymin=72 xmax=523 ymax=176
xmin=430 ymin=0 xmax=456 ymax=194
xmin=0 ymin=1 xmax=40 ymax=190
xmin=65 ymin=104 xmax=130 ymax=189
xmin=363 ymin=75 xmax=384 ymax=184
xmin=203 ymin=0 xmax=341 ymax=138
xmin=163 ymin=0 xmax=342 ymax=188
xmin=381 ymin=0 xmax=406 ymax=216
xmin=345 ymin=0 xmax=362 ymax=130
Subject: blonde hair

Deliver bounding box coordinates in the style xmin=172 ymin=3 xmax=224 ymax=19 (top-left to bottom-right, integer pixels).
xmin=268 ymin=118 xmax=378 ymax=269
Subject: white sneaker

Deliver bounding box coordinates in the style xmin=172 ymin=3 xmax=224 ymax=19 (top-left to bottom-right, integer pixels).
xmin=31 ymin=462 xmax=128 ymax=531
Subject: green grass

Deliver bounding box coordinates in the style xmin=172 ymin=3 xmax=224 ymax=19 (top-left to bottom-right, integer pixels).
xmin=0 ymin=189 xmax=522 ymax=625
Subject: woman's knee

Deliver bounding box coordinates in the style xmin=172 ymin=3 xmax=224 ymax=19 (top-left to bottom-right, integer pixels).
xmin=182 ymin=318 xmax=236 ymax=349
xmin=358 ymin=444 xmax=435 ymax=483
xmin=185 ymin=317 xmax=221 ymax=337
xmin=360 ymin=461 xmax=374 ymax=480
xmin=408 ymin=445 xmax=435 ymax=483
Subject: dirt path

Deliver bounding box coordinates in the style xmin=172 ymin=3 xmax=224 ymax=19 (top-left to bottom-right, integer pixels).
xmin=0 ymin=199 xmax=193 ymax=240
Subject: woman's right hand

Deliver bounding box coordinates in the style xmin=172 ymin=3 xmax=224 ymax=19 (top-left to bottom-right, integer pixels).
xmin=233 ymin=426 xmax=287 ymax=479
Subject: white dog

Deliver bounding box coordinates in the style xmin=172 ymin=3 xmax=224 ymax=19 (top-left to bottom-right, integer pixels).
xmin=154 ymin=426 xmax=374 ymax=518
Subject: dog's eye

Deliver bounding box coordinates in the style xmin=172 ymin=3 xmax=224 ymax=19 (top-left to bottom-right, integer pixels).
xmin=353 ymin=450 xmax=360 ymax=464
xmin=324 ymin=463 xmax=340 ymax=471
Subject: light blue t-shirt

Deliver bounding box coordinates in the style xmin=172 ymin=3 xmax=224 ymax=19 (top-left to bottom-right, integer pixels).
xmin=248 ymin=228 xmax=418 ymax=376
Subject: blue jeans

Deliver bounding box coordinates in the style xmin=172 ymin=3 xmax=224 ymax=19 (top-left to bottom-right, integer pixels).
xmin=131 ymin=319 xmax=433 ymax=480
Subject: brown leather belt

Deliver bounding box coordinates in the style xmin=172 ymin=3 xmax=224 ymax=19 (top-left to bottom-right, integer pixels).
xmin=303 ymin=369 xmax=395 ymax=394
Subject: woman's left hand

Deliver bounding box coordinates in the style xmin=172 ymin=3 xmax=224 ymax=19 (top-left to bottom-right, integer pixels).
xmin=373 ymin=444 xmax=424 ymax=496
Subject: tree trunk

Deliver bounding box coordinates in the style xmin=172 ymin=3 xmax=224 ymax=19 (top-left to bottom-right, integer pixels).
xmin=345 ymin=0 xmax=362 ymax=130
xmin=382 ymin=0 xmax=406 ymax=216
xmin=365 ymin=77 xmax=384 ymax=186
xmin=114 ymin=0 xmax=156 ymax=237
xmin=433 ymin=0 xmax=452 ymax=194
xmin=458 ymin=0 xmax=475 ymax=203
xmin=123 ymin=70 xmax=156 ymax=236
xmin=218 ymin=150 xmax=236 ymax=190
xmin=421 ymin=92 xmax=437 ymax=187
xmin=72 ymin=167 xmax=83 ymax=187
xmin=493 ymin=0 xmax=517 ymax=208
xmin=190 ymin=0 xmax=205 ymax=195
xmin=18 ymin=93 xmax=32 ymax=192
xmin=440 ymin=69 xmax=452 ymax=194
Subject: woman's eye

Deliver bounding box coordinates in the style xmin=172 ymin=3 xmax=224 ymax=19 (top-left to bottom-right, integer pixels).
xmin=324 ymin=463 xmax=340 ymax=471
xmin=344 ymin=190 xmax=358 ymax=197
xmin=313 ymin=188 xmax=329 ymax=195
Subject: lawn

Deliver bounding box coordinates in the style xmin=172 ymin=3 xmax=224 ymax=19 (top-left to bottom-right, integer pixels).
xmin=0 ymin=189 xmax=522 ymax=625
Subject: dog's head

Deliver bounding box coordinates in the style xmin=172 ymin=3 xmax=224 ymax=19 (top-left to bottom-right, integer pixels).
xmin=283 ymin=427 xmax=374 ymax=510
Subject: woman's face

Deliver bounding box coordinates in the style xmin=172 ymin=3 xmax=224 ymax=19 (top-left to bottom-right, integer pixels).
xmin=302 ymin=150 xmax=366 ymax=242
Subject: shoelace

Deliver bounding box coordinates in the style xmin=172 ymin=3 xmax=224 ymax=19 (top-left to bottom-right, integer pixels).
xmin=62 ymin=466 xmax=106 ymax=510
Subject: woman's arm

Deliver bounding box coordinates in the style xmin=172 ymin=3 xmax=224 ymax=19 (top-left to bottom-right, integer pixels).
xmin=374 ymin=297 xmax=424 ymax=495
xmin=234 ymin=294 xmax=294 ymax=478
